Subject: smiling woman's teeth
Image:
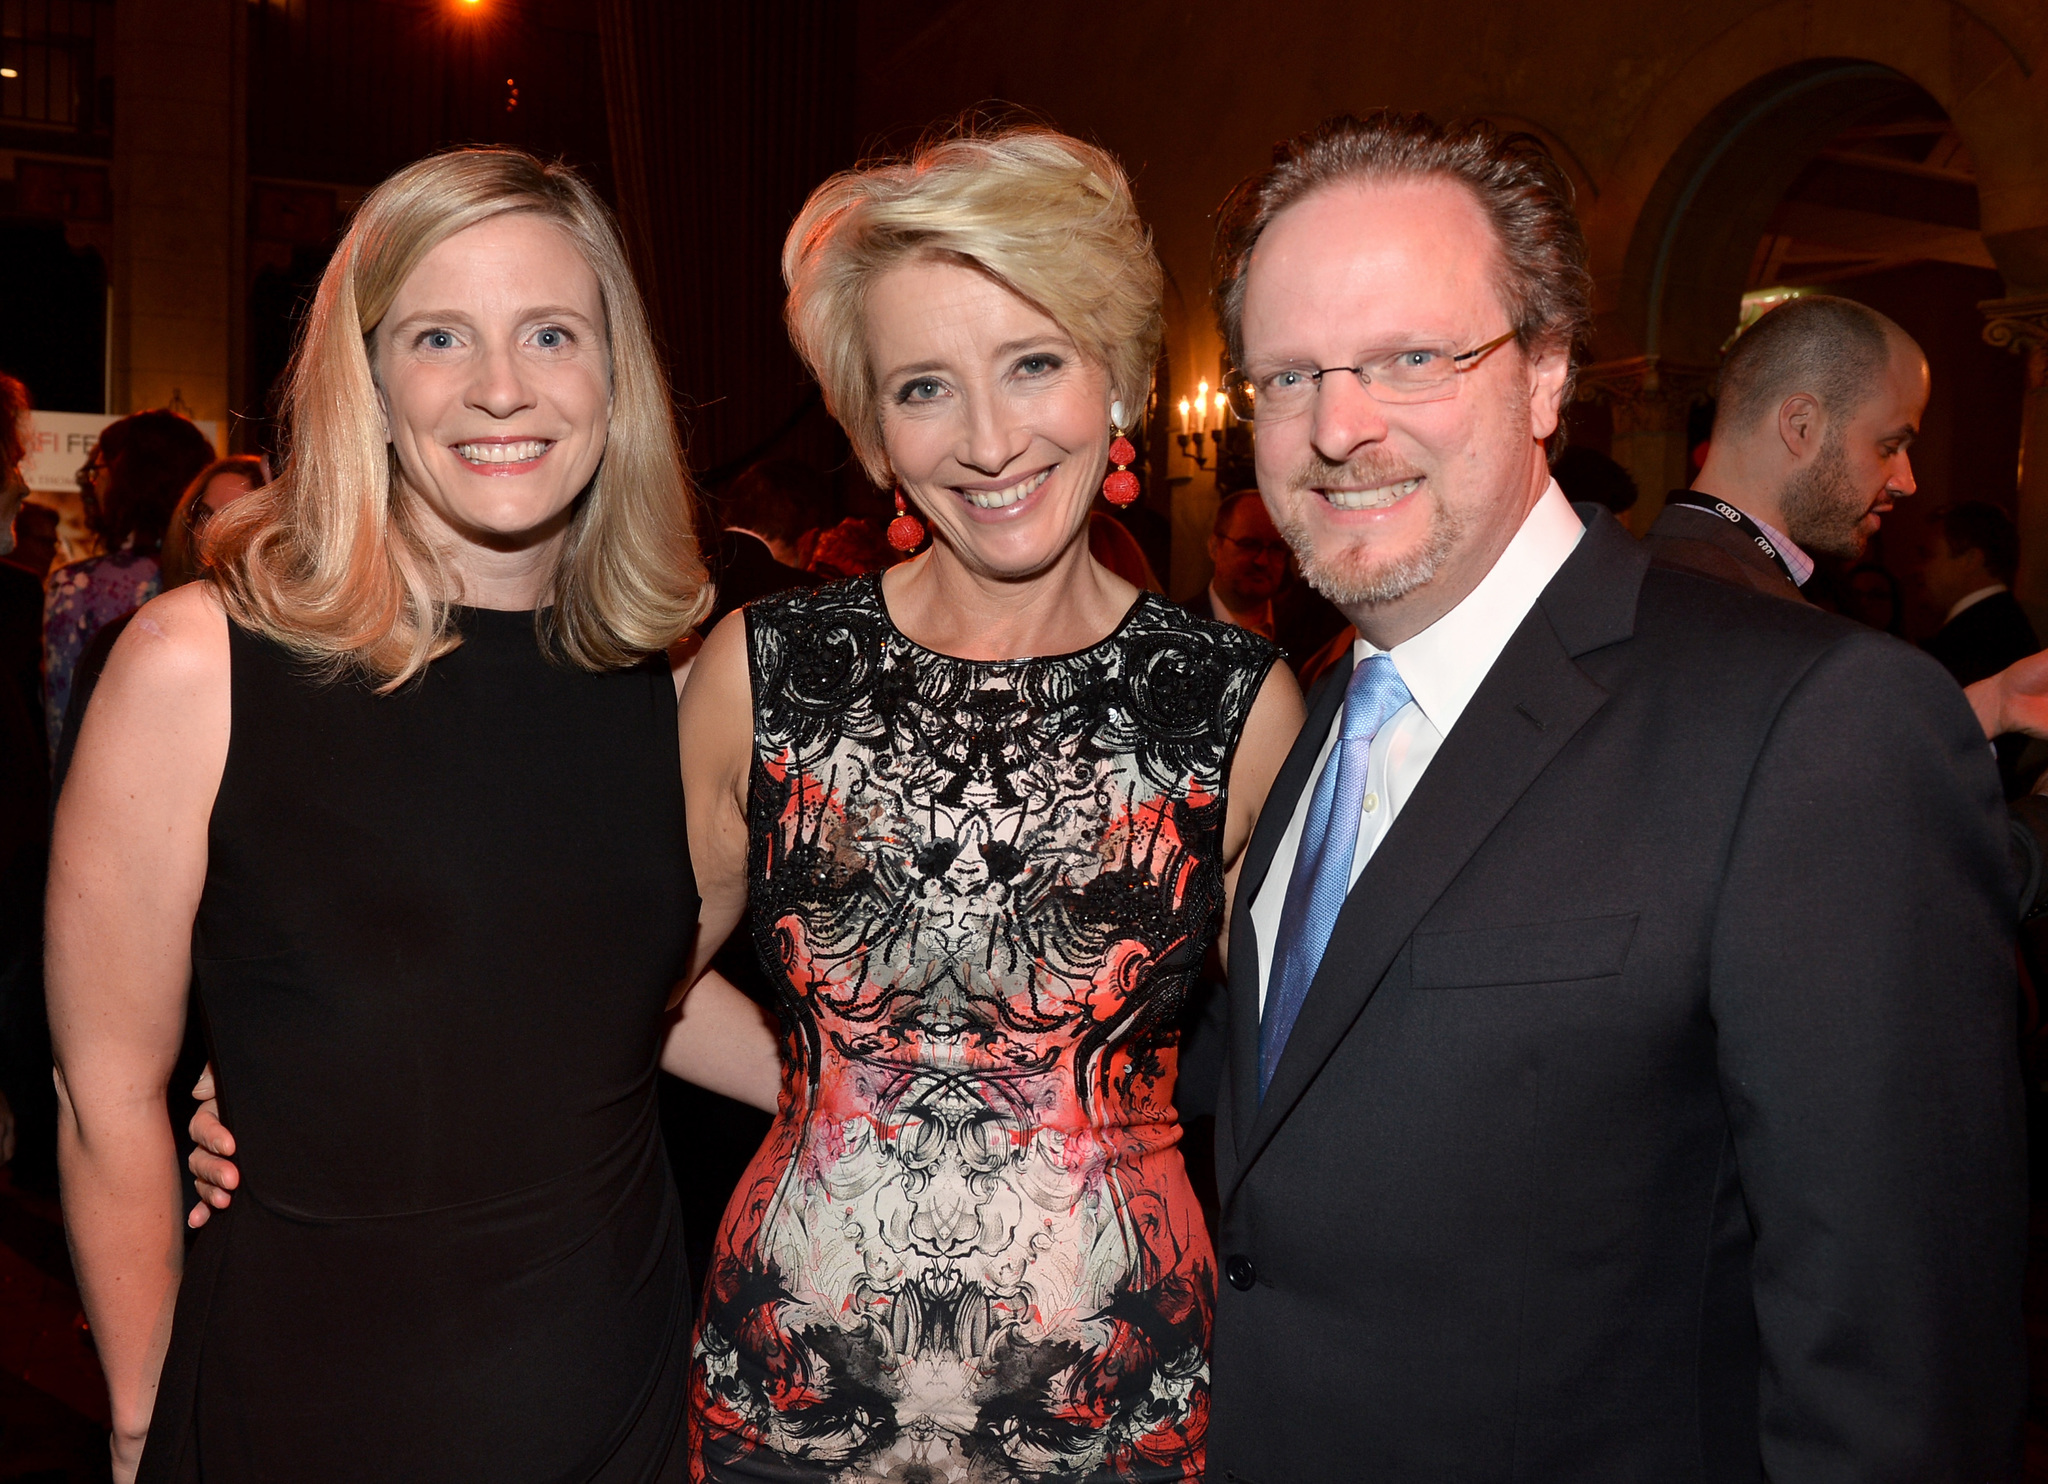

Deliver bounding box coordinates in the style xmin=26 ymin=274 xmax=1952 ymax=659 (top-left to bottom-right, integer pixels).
xmin=965 ymin=467 xmax=1053 ymax=510
xmin=1326 ymin=477 xmax=1422 ymax=511
xmin=456 ymin=440 xmax=551 ymax=464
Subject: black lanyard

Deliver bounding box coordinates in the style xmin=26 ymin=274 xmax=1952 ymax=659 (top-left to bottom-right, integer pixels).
xmin=1663 ymin=491 xmax=1803 ymax=587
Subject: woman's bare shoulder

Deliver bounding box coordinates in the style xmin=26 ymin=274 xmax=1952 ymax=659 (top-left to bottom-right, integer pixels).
xmin=683 ymin=609 xmax=750 ymax=701
xmin=677 ymin=608 xmax=755 ymax=770
xmin=107 ymin=582 xmax=231 ymax=686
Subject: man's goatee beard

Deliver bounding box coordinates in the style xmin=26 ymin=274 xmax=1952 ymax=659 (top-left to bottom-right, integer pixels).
xmin=1268 ymin=472 xmax=1464 ymax=608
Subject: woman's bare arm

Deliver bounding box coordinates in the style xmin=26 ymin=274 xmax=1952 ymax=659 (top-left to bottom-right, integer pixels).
xmin=658 ymin=969 xmax=779 ymax=1112
xmin=1218 ymin=660 xmax=1306 ymax=968
xmin=663 ymin=611 xmax=779 ymax=1109
xmin=48 ymin=584 xmax=229 ymax=1480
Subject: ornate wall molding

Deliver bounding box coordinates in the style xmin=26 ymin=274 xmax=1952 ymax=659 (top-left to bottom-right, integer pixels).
xmin=1981 ymin=295 xmax=2048 ymax=392
xmin=1576 ymin=356 xmax=1718 ymax=434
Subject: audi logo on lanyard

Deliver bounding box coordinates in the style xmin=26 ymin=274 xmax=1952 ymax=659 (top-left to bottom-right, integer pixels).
xmin=1662 ymin=491 xmax=1802 ymax=588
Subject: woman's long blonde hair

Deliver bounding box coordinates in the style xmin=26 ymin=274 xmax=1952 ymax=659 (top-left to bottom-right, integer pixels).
xmin=208 ymin=147 xmax=708 ymax=685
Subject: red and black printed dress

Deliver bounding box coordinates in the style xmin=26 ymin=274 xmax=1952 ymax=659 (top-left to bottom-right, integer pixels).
xmin=689 ymin=576 xmax=1275 ymax=1483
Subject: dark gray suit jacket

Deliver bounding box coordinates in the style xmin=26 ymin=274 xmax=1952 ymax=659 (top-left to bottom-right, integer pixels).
xmin=1206 ymin=507 xmax=2025 ymax=1482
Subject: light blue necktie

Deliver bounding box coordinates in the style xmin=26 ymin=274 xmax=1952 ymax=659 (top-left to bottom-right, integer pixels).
xmin=1260 ymin=654 xmax=1412 ymax=1100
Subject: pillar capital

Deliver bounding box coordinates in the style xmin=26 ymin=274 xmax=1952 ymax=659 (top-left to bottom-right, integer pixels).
xmin=1980 ymin=294 xmax=2048 ymax=391
xmin=1574 ymin=356 xmax=1716 ymax=536
xmin=1575 ymin=356 xmax=1717 ymax=434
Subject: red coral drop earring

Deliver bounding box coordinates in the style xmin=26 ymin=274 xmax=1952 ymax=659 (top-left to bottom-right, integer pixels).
xmin=1102 ymin=401 xmax=1139 ymax=507
xmin=886 ymin=487 xmax=925 ymax=552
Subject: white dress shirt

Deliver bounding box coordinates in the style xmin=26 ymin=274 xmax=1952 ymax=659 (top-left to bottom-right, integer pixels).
xmin=1946 ymin=583 xmax=2008 ymax=624
xmin=1250 ymin=480 xmax=1585 ymax=1011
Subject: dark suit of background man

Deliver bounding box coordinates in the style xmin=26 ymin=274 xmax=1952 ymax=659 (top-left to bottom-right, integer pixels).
xmin=1925 ymin=501 xmax=2040 ymax=684
xmin=1202 ymin=111 xmax=2023 ymax=1482
xmin=1925 ymin=503 xmax=2040 ymax=796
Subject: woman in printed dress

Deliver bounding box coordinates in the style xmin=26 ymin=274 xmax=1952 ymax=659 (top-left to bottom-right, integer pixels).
xmin=678 ymin=127 xmax=1304 ymax=1483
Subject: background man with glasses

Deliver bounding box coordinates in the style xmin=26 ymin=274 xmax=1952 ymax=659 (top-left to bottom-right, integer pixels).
xmin=1203 ymin=112 xmax=2023 ymax=1481
xmin=1188 ymin=489 xmax=1291 ymax=640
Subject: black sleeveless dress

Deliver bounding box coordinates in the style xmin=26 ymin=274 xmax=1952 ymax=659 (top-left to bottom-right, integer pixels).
xmin=139 ymin=608 xmax=697 ymax=1483
xmin=690 ymin=578 xmax=1275 ymax=1483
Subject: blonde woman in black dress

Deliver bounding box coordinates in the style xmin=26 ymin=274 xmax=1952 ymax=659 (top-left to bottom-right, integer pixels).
xmin=49 ymin=150 xmax=777 ymax=1483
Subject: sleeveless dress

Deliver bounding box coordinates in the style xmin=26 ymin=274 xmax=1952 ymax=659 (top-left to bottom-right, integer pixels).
xmin=689 ymin=577 xmax=1275 ymax=1483
xmin=139 ymin=608 xmax=697 ymax=1483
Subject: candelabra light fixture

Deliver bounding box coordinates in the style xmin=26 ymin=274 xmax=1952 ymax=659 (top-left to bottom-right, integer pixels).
xmin=1175 ymin=379 xmax=1236 ymax=470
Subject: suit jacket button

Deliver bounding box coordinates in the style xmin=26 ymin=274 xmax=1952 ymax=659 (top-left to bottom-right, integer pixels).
xmin=1225 ymin=1254 xmax=1256 ymax=1290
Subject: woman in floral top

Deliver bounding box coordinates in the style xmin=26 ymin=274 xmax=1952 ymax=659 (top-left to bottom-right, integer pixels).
xmin=42 ymin=410 xmax=214 ymax=753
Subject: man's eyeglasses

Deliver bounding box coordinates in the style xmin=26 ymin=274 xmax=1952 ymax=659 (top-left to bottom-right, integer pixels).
xmin=1224 ymin=329 xmax=1517 ymax=421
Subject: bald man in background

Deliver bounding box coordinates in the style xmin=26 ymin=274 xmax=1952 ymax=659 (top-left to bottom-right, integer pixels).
xmin=1647 ymin=294 xmax=1922 ymax=595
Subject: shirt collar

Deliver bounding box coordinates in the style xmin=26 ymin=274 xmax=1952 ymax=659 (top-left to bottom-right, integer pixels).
xmin=1746 ymin=510 xmax=1815 ymax=587
xmin=1947 ymin=583 xmax=2008 ymax=624
xmin=1355 ymin=478 xmax=1585 ymax=737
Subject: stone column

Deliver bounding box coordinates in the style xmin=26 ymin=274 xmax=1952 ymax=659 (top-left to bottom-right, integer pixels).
xmin=1981 ymin=294 xmax=2048 ymax=629
xmin=1574 ymin=357 xmax=1715 ymax=536
xmin=109 ymin=0 xmax=239 ymax=436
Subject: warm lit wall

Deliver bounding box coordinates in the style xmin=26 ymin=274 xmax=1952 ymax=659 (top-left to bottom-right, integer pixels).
xmin=108 ymin=0 xmax=240 ymax=435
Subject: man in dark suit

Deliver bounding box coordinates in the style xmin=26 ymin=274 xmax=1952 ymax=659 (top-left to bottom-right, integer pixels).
xmin=1203 ymin=110 xmax=2023 ymax=1481
xmin=1924 ymin=501 xmax=2038 ymax=687
xmin=1184 ymin=489 xmax=1350 ymax=677
xmin=1183 ymin=489 xmax=1289 ymax=638
xmin=1924 ymin=502 xmax=2039 ymax=796
xmin=1643 ymin=298 xmax=2047 ymax=818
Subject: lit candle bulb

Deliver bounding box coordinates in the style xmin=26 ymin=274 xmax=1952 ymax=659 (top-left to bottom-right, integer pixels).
xmin=1214 ymin=391 xmax=1229 ymax=429
xmin=1195 ymin=380 xmax=1210 ymax=433
xmin=1178 ymin=397 xmax=1191 ymax=435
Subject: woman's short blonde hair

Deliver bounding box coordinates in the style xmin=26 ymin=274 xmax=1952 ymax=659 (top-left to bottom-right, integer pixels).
xmin=783 ymin=125 xmax=1164 ymax=485
xmin=209 ymin=147 xmax=708 ymax=686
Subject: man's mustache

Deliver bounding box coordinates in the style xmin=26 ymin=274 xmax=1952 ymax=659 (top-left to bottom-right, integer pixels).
xmin=1284 ymin=456 xmax=1429 ymax=489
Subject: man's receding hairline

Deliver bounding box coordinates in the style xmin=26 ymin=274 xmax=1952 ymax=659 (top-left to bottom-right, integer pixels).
xmin=1246 ymin=169 xmax=1520 ymax=329
xmin=1715 ymin=296 xmax=1917 ymax=436
xmin=1257 ymin=169 xmax=1498 ymax=257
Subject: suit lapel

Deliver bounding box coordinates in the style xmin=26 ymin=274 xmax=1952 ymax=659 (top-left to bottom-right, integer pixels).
xmin=1220 ymin=509 xmax=1644 ymax=1205
xmin=1221 ymin=659 xmax=1352 ymax=1171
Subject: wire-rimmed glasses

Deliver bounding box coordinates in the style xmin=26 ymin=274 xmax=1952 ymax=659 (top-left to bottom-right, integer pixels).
xmin=1224 ymin=329 xmax=1517 ymax=421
